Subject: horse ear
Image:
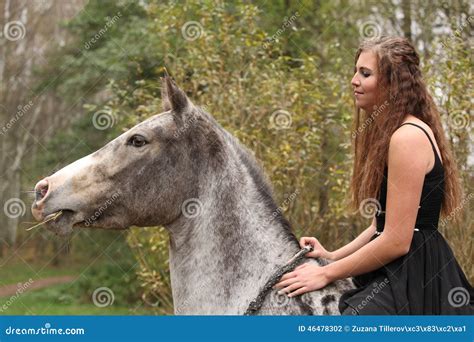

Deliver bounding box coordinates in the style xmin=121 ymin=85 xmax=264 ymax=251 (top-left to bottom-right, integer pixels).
xmin=161 ymin=76 xmax=190 ymax=115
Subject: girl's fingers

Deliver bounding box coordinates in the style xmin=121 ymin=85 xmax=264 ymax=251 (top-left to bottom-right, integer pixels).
xmin=305 ymin=238 xmax=316 ymax=246
xmin=279 ymin=271 xmax=296 ymax=281
xmin=281 ymin=282 xmax=303 ymax=295
xmin=275 ymin=273 xmax=298 ymax=289
xmin=300 ymin=237 xmax=313 ymax=246
xmin=288 ymin=286 xmax=309 ymax=297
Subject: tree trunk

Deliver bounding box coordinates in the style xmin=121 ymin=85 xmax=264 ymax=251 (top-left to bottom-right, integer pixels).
xmin=402 ymin=0 xmax=412 ymax=41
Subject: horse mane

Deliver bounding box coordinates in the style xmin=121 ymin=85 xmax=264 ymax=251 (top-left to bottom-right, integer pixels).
xmin=199 ymin=107 xmax=298 ymax=244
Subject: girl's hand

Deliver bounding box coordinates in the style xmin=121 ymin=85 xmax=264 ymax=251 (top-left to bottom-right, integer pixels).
xmin=300 ymin=237 xmax=334 ymax=260
xmin=274 ymin=263 xmax=331 ymax=297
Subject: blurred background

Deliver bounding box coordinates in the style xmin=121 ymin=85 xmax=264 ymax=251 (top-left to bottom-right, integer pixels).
xmin=0 ymin=0 xmax=472 ymax=315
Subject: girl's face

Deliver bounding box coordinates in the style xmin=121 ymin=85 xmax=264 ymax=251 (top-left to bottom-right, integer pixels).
xmin=351 ymin=50 xmax=379 ymax=111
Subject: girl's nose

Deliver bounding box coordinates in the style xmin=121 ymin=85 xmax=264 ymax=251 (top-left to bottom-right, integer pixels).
xmin=351 ymin=74 xmax=360 ymax=87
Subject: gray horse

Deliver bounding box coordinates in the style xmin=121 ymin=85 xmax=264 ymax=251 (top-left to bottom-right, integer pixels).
xmin=31 ymin=77 xmax=354 ymax=315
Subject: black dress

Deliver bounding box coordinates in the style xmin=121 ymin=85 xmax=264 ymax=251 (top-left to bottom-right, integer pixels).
xmin=339 ymin=122 xmax=474 ymax=315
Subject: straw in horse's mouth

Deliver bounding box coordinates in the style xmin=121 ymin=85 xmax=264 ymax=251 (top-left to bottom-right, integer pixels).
xmin=26 ymin=210 xmax=63 ymax=231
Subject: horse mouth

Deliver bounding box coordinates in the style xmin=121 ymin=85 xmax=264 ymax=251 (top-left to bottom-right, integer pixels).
xmin=40 ymin=209 xmax=86 ymax=236
xmin=32 ymin=203 xmax=126 ymax=235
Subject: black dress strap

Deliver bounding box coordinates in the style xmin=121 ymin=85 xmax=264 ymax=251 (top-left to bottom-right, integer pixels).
xmin=399 ymin=122 xmax=442 ymax=164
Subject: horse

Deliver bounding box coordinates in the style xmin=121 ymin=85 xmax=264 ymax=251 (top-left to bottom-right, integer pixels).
xmin=31 ymin=76 xmax=354 ymax=315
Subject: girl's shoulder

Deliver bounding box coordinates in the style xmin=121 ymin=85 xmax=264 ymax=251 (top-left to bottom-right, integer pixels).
xmin=391 ymin=119 xmax=432 ymax=146
xmin=389 ymin=118 xmax=438 ymax=171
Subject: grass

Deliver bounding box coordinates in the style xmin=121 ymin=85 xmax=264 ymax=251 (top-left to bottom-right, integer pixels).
xmin=0 ymin=257 xmax=155 ymax=315
xmin=0 ymin=257 xmax=82 ymax=287
xmin=0 ymin=283 xmax=152 ymax=315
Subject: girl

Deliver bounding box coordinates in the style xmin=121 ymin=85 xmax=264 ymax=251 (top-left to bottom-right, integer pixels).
xmin=274 ymin=36 xmax=473 ymax=315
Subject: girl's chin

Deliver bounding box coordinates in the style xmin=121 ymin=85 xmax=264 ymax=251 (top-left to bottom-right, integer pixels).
xmin=355 ymin=101 xmax=373 ymax=112
xmin=355 ymin=101 xmax=367 ymax=111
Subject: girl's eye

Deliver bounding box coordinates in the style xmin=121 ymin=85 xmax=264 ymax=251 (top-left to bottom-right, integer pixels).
xmin=127 ymin=134 xmax=148 ymax=147
xmin=361 ymin=70 xmax=371 ymax=77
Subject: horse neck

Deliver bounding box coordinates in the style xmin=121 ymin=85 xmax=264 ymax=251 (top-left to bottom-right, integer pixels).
xmin=166 ymin=161 xmax=301 ymax=314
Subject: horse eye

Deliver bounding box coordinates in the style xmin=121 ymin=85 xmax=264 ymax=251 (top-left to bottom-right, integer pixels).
xmin=127 ymin=134 xmax=147 ymax=147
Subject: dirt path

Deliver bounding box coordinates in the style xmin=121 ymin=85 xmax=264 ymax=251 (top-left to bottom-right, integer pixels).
xmin=0 ymin=275 xmax=76 ymax=297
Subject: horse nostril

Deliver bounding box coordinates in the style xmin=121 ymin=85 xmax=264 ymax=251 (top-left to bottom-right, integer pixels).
xmin=34 ymin=179 xmax=49 ymax=201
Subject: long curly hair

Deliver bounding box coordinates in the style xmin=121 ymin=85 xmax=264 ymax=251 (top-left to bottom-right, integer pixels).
xmin=350 ymin=36 xmax=462 ymax=218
